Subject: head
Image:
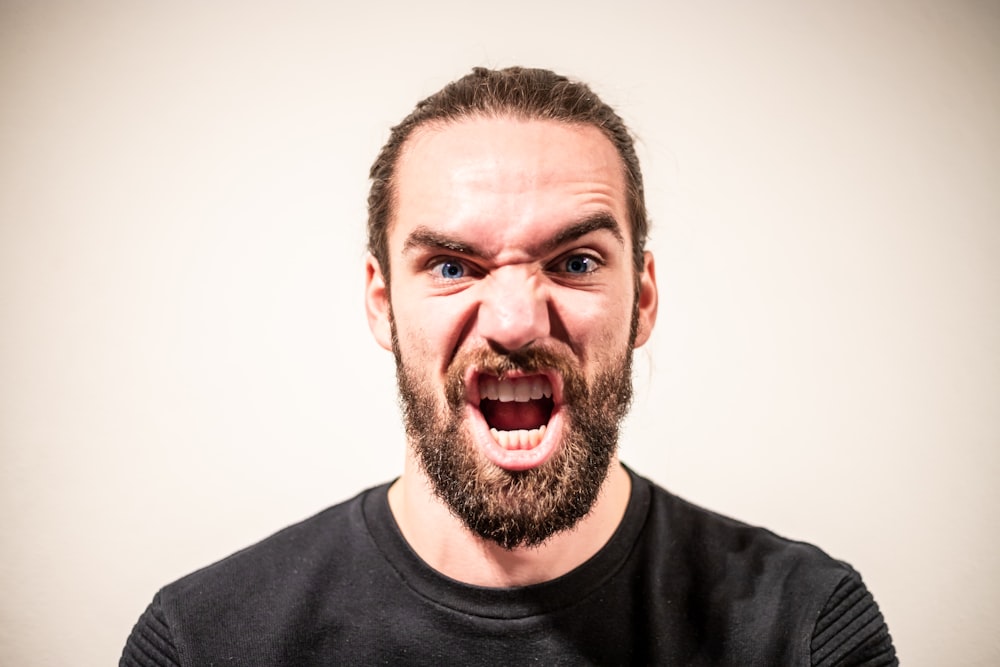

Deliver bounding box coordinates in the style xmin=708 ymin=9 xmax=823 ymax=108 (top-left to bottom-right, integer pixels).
xmin=364 ymin=68 xmax=657 ymax=550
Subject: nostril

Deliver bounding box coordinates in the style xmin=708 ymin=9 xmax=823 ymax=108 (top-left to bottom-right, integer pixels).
xmin=479 ymin=300 xmax=550 ymax=353
xmin=487 ymin=339 xmax=535 ymax=355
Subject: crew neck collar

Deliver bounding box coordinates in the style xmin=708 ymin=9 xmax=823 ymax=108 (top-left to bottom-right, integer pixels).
xmin=362 ymin=466 xmax=651 ymax=619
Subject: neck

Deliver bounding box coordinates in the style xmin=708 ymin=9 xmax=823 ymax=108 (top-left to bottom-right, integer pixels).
xmin=387 ymin=452 xmax=632 ymax=588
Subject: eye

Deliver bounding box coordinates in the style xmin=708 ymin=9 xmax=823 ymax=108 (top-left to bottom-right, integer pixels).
xmin=430 ymin=259 xmax=467 ymax=280
xmin=559 ymin=254 xmax=599 ymax=275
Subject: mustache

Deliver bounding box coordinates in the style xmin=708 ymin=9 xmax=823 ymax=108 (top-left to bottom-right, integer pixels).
xmin=459 ymin=346 xmax=573 ymax=377
xmin=445 ymin=345 xmax=581 ymax=408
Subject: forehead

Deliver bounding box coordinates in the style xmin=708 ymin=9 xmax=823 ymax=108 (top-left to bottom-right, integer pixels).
xmin=390 ymin=116 xmax=630 ymax=251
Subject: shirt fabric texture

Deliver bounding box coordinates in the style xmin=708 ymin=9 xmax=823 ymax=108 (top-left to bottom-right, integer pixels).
xmin=121 ymin=469 xmax=897 ymax=666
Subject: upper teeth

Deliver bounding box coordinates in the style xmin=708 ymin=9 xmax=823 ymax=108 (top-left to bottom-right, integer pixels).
xmin=479 ymin=375 xmax=552 ymax=402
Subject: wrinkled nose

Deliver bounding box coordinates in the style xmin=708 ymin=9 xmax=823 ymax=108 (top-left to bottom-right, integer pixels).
xmin=477 ymin=267 xmax=550 ymax=353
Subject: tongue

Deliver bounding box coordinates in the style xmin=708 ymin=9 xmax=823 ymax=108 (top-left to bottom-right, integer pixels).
xmin=481 ymin=399 xmax=551 ymax=431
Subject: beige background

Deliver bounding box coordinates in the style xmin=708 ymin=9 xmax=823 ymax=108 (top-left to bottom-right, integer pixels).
xmin=2 ymin=1 xmax=998 ymax=665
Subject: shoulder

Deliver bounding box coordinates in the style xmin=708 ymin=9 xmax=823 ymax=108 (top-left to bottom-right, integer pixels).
xmin=164 ymin=484 xmax=381 ymax=601
xmin=121 ymin=484 xmax=393 ymax=666
xmin=632 ymin=475 xmax=890 ymax=663
xmin=152 ymin=484 xmax=390 ymax=657
xmin=643 ymin=477 xmax=853 ymax=589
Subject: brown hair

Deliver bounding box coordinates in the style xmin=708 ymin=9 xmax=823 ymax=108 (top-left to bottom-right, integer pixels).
xmin=367 ymin=66 xmax=648 ymax=283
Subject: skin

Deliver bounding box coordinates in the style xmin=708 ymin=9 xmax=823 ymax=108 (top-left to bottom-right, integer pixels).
xmin=365 ymin=116 xmax=658 ymax=587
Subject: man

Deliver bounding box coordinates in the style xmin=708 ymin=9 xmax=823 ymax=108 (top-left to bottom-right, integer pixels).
xmin=121 ymin=67 xmax=896 ymax=666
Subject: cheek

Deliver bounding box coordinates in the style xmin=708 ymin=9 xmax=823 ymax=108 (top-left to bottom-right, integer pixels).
xmin=562 ymin=293 xmax=636 ymax=372
xmin=561 ymin=289 xmax=634 ymax=341
xmin=390 ymin=296 xmax=470 ymax=369
xmin=392 ymin=311 xmax=432 ymax=359
xmin=583 ymin=327 xmax=628 ymax=368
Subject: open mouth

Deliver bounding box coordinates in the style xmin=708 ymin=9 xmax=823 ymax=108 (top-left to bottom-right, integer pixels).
xmin=477 ymin=374 xmax=555 ymax=451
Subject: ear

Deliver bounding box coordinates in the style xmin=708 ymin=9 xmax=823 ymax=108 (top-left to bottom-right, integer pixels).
xmin=365 ymin=253 xmax=394 ymax=352
xmin=632 ymin=251 xmax=658 ymax=348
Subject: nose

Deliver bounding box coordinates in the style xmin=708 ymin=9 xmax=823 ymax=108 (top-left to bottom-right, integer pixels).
xmin=477 ymin=266 xmax=550 ymax=353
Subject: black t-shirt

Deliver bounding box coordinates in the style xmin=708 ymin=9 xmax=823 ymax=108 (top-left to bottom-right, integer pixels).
xmin=121 ymin=469 xmax=896 ymax=666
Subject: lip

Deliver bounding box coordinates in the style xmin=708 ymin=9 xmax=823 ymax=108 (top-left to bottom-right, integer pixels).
xmin=464 ymin=367 xmax=565 ymax=471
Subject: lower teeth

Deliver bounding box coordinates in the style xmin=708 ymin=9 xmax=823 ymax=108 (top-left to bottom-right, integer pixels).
xmin=490 ymin=424 xmax=547 ymax=450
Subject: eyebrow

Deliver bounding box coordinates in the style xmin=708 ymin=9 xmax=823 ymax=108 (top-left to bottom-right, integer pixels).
xmin=401 ymin=212 xmax=625 ymax=259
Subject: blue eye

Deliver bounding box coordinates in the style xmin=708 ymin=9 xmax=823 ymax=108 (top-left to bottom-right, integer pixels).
xmin=432 ymin=260 xmax=465 ymax=280
xmin=563 ymin=255 xmax=597 ymax=274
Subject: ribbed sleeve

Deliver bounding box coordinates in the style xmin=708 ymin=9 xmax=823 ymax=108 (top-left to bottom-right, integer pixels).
xmin=811 ymin=572 xmax=897 ymax=666
xmin=120 ymin=593 xmax=181 ymax=667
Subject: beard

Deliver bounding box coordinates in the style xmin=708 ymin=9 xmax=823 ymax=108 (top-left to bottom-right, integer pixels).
xmin=394 ymin=338 xmax=635 ymax=551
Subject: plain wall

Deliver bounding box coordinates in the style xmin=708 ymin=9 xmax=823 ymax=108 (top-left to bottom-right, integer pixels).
xmin=1 ymin=1 xmax=997 ymax=665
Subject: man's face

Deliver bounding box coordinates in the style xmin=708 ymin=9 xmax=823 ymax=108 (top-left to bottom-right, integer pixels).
xmin=366 ymin=116 xmax=657 ymax=549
